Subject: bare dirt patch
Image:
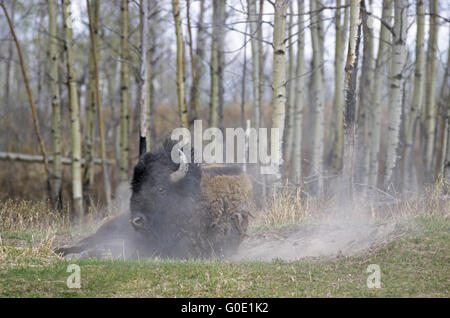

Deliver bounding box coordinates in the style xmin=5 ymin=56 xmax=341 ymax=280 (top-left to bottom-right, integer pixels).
xmin=230 ymin=220 xmax=407 ymax=261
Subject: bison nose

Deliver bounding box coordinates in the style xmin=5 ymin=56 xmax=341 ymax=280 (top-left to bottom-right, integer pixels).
xmin=131 ymin=215 xmax=146 ymax=230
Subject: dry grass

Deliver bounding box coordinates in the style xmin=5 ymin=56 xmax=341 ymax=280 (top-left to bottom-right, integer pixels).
xmin=250 ymin=180 xmax=450 ymax=230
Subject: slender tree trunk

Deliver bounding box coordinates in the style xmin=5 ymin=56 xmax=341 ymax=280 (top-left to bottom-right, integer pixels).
xmin=62 ymin=0 xmax=84 ymax=220
xmin=293 ymin=0 xmax=305 ymax=186
xmin=358 ymin=0 xmax=374 ymax=189
xmin=369 ymin=0 xmax=392 ymax=187
xmin=48 ymin=0 xmax=62 ymax=209
xmin=186 ymin=0 xmax=198 ymax=122
xmin=240 ymin=24 xmax=247 ymax=129
xmin=434 ymin=39 xmax=450 ymax=180
xmin=4 ymin=0 xmax=16 ymax=110
xmin=84 ymin=0 xmax=99 ymax=204
xmin=210 ymin=1 xmax=220 ymax=128
xmin=284 ymin=1 xmax=295 ymax=170
xmin=248 ymin=0 xmax=260 ymax=131
xmin=87 ymin=0 xmax=111 ymax=209
xmin=343 ymin=0 xmax=361 ymax=195
xmin=172 ymin=0 xmax=189 ymax=129
xmin=383 ymin=0 xmax=408 ymax=188
xmin=309 ymin=0 xmax=325 ymax=194
xmin=189 ymin=0 xmax=205 ymax=124
xmin=257 ymin=0 xmax=264 ymax=128
xmin=331 ymin=0 xmax=349 ymax=174
xmin=120 ymin=0 xmax=130 ymax=181
xmin=445 ymin=97 xmax=450 ymax=180
xmin=270 ymin=0 xmax=288 ymax=189
xmin=138 ymin=0 xmax=149 ymax=156
xmin=424 ymin=0 xmax=439 ymax=182
xmin=401 ymin=0 xmax=425 ymax=189
xmin=217 ymin=0 xmax=226 ymax=132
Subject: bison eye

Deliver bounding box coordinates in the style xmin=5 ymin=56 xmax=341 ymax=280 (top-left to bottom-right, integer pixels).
xmin=158 ymin=187 xmax=166 ymax=193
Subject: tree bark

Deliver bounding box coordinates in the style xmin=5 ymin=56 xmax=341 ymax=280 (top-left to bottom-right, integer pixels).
xmin=248 ymin=0 xmax=260 ymax=130
xmin=270 ymin=0 xmax=288 ymax=189
xmin=48 ymin=0 xmax=62 ymax=209
xmin=62 ymin=0 xmax=84 ymax=220
xmin=87 ymin=0 xmax=112 ymax=209
xmin=343 ymin=0 xmax=361 ymax=195
xmin=189 ymin=0 xmax=206 ymax=124
xmin=172 ymin=0 xmax=189 ymax=129
xmin=292 ymin=0 xmax=305 ymax=186
xmin=357 ymin=0 xmax=374 ymax=189
xmin=84 ymin=0 xmax=99 ymax=205
xmin=310 ymin=0 xmax=326 ymax=194
xmin=369 ymin=0 xmax=392 ymax=187
xmin=434 ymin=36 xmax=450 ymax=180
xmin=331 ymin=0 xmax=349 ymax=174
xmin=284 ymin=1 xmax=295 ymax=170
xmin=120 ymin=0 xmax=130 ymax=181
xmin=401 ymin=0 xmax=425 ymax=189
xmin=383 ymin=0 xmax=408 ymax=188
xmin=138 ymin=0 xmax=149 ymax=156
xmin=424 ymin=0 xmax=439 ymax=182
xmin=186 ymin=0 xmax=199 ymax=122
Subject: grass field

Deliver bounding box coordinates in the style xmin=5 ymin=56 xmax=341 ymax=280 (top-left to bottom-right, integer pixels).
xmin=0 ymin=185 xmax=449 ymax=298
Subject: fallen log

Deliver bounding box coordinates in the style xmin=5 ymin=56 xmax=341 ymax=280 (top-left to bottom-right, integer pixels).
xmin=0 ymin=151 xmax=113 ymax=166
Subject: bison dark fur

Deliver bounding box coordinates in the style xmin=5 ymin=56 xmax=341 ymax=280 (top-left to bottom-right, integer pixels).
xmin=56 ymin=139 xmax=253 ymax=259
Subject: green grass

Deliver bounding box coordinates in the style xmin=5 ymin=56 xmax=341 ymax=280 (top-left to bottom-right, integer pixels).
xmin=0 ymin=216 xmax=448 ymax=297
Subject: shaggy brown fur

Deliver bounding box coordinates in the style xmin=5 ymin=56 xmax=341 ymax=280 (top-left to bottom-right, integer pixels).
xmin=55 ymin=170 xmax=253 ymax=259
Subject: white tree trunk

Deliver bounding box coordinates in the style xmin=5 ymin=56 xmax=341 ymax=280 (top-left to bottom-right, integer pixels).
xmin=292 ymin=0 xmax=305 ymax=186
xmin=270 ymin=0 xmax=288 ymax=189
xmin=62 ymin=0 xmax=83 ymax=220
xmin=424 ymin=0 xmax=440 ymax=182
xmin=369 ymin=0 xmax=392 ymax=187
xmin=401 ymin=0 xmax=425 ymax=189
xmin=310 ymin=0 xmax=326 ymax=194
xmin=383 ymin=0 xmax=408 ymax=188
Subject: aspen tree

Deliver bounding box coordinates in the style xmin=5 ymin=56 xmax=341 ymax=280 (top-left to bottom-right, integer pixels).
xmin=48 ymin=0 xmax=62 ymax=209
xmin=384 ymin=0 xmax=408 ymax=188
xmin=189 ymin=0 xmax=206 ymax=123
xmin=84 ymin=0 xmax=99 ymax=203
xmin=62 ymin=0 xmax=83 ymax=220
xmin=271 ymin=0 xmax=288 ymax=189
xmin=358 ymin=0 xmax=374 ymax=189
xmin=310 ymin=0 xmax=325 ymax=194
xmin=369 ymin=0 xmax=391 ymax=187
xmin=186 ymin=0 xmax=199 ymax=121
xmin=331 ymin=0 xmax=349 ymax=174
xmin=248 ymin=0 xmax=260 ymax=130
xmin=120 ymin=0 xmax=130 ymax=181
xmin=434 ymin=38 xmax=450 ymax=180
xmin=138 ymin=0 xmax=149 ymax=156
xmin=424 ymin=0 xmax=439 ymax=182
xmin=293 ymin=0 xmax=305 ymax=185
xmin=343 ymin=0 xmax=361 ymax=195
xmin=210 ymin=1 xmax=220 ymax=128
xmin=401 ymin=0 xmax=425 ymax=189
xmin=284 ymin=1 xmax=295 ymax=169
xmin=172 ymin=0 xmax=189 ymax=129
xmin=87 ymin=0 xmax=111 ymax=209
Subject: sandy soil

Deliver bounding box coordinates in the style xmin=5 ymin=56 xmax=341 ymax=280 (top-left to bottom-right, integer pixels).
xmin=230 ymin=220 xmax=406 ymax=261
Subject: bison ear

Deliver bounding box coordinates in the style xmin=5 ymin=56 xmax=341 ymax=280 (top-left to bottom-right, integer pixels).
xmin=131 ymin=158 xmax=146 ymax=193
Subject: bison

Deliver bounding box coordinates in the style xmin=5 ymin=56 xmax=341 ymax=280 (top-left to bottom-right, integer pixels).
xmin=55 ymin=139 xmax=253 ymax=259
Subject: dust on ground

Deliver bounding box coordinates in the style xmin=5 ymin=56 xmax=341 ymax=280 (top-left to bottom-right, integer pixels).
xmin=230 ymin=220 xmax=407 ymax=261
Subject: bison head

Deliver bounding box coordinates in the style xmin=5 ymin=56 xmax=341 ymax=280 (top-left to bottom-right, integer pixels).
xmin=129 ymin=139 xmax=202 ymax=255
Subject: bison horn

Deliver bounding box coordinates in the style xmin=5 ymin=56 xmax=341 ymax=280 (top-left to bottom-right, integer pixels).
xmin=170 ymin=149 xmax=188 ymax=183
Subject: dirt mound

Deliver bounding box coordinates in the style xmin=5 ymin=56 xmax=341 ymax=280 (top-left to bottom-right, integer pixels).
xmin=230 ymin=220 xmax=406 ymax=261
